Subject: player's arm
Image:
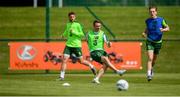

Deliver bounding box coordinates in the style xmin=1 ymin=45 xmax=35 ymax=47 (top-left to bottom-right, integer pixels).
xmin=85 ymin=32 xmax=89 ymax=41
xmin=160 ymin=19 xmax=170 ymax=32
xmin=85 ymin=32 xmax=91 ymax=50
xmin=77 ymin=24 xmax=85 ymax=37
xmin=59 ymin=33 xmax=65 ymax=39
xmin=103 ymin=34 xmax=111 ymax=48
xmin=62 ymin=24 xmax=69 ymax=37
xmin=142 ymin=28 xmax=148 ymax=38
xmin=72 ymin=24 xmax=84 ymax=38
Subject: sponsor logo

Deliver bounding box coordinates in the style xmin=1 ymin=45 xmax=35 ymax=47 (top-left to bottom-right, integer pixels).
xmin=17 ymin=45 xmax=37 ymax=61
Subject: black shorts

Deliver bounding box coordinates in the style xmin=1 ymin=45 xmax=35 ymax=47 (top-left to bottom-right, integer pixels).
xmin=90 ymin=50 xmax=108 ymax=64
xmin=63 ymin=46 xmax=82 ymax=57
xmin=146 ymin=40 xmax=162 ymax=55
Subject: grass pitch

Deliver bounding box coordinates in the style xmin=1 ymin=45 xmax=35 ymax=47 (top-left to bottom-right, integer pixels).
xmin=0 ymin=73 xmax=180 ymax=96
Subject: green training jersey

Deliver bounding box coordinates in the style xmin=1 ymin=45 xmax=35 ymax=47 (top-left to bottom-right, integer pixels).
xmin=63 ymin=21 xmax=84 ymax=47
xmin=87 ymin=30 xmax=107 ymax=52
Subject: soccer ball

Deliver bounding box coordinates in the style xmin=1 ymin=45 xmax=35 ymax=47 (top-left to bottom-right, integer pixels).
xmin=116 ymin=79 xmax=129 ymax=91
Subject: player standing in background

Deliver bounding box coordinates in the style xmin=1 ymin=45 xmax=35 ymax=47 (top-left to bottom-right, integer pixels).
xmin=142 ymin=6 xmax=170 ymax=81
xmin=58 ymin=12 xmax=96 ymax=80
xmin=87 ymin=20 xmax=126 ymax=84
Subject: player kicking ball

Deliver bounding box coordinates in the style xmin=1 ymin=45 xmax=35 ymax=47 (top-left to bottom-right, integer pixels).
xmin=86 ymin=20 xmax=126 ymax=84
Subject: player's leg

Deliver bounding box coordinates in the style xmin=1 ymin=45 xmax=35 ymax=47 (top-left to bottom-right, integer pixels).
xmin=152 ymin=54 xmax=157 ymax=66
xmin=58 ymin=46 xmax=70 ymax=80
xmin=151 ymin=42 xmax=162 ymax=76
xmin=147 ymin=50 xmax=154 ymax=81
xmin=151 ymin=54 xmax=157 ymax=76
xmin=92 ymin=64 xmax=108 ymax=84
xmin=79 ymin=57 xmax=97 ymax=76
xmin=93 ymin=50 xmax=118 ymax=72
xmin=152 ymin=42 xmax=161 ymax=67
xmin=101 ymin=56 xmax=126 ymax=76
xmin=74 ymin=48 xmax=96 ymax=76
xmin=59 ymin=54 xmax=70 ymax=80
xmin=101 ymin=56 xmax=118 ymax=72
xmin=146 ymin=40 xmax=156 ymax=81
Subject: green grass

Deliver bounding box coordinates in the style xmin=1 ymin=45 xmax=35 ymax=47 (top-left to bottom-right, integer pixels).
xmin=89 ymin=6 xmax=180 ymax=39
xmin=0 ymin=73 xmax=180 ymax=96
xmin=0 ymin=7 xmax=180 ymax=39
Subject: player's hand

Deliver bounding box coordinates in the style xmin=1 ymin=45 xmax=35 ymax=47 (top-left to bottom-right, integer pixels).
xmin=107 ymin=42 xmax=112 ymax=48
xmin=70 ymin=29 xmax=73 ymax=33
xmin=70 ymin=29 xmax=73 ymax=36
xmin=60 ymin=34 xmax=64 ymax=39
xmin=142 ymin=32 xmax=146 ymax=38
xmin=160 ymin=28 xmax=164 ymax=32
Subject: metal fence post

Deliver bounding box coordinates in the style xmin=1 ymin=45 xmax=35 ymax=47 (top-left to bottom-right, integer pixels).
xmin=33 ymin=0 xmax=38 ymax=8
xmin=45 ymin=0 xmax=50 ymax=73
xmin=145 ymin=0 xmax=149 ymax=6
xmin=58 ymin=0 xmax=63 ymax=8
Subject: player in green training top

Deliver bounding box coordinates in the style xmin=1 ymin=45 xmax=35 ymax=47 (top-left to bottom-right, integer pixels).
xmin=58 ymin=12 xmax=96 ymax=80
xmin=86 ymin=20 xmax=126 ymax=84
xmin=142 ymin=6 xmax=170 ymax=82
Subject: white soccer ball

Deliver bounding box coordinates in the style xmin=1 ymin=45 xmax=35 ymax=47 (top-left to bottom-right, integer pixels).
xmin=116 ymin=79 xmax=129 ymax=91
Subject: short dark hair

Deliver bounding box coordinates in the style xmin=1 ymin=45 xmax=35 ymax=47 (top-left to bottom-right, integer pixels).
xmin=68 ymin=12 xmax=75 ymax=17
xmin=149 ymin=6 xmax=157 ymax=11
xmin=93 ymin=20 xmax=101 ymax=26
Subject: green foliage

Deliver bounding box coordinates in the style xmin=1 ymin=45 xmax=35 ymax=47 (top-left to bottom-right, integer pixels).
xmin=0 ymin=74 xmax=180 ymax=96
